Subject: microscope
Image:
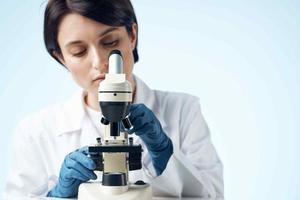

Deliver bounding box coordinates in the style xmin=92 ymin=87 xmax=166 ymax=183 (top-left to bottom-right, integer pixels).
xmin=78 ymin=50 xmax=152 ymax=200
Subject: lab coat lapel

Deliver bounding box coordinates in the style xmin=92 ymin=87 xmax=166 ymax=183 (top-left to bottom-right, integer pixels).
xmin=80 ymin=115 xmax=102 ymax=147
xmin=56 ymin=90 xmax=85 ymax=136
xmin=56 ymin=89 xmax=101 ymax=147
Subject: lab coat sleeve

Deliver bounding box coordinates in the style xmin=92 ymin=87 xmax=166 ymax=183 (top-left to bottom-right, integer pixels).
xmin=3 ymin=118 xmax=51 ymax=198
xmin=144 ymin=98 xmax=224 ymax=198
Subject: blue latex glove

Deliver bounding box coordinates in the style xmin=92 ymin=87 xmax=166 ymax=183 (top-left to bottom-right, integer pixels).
xmin=128 ymin=103 xmax=173 ymax=176
xmin=47 ymin=146 xmax=97 ymax=198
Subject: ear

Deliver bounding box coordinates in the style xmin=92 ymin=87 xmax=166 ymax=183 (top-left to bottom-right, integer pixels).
xmin=130 ymin=23 xmax=138 ymax=50
xmin=53 ymin=51 xmax=66 ymax=66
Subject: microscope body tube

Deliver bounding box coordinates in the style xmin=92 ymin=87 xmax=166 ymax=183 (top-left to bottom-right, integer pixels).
xmin=82 ymin=50 xmax=150 ymax=199
xmin=98 ymin=50 xmax=133 ymax=135
xmin=97 ymin=49 xmax=133 ymax=188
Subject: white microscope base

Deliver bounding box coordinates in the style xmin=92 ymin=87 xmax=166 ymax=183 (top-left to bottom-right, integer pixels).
xmin=78 ymin=182 xmax=152 ymax=200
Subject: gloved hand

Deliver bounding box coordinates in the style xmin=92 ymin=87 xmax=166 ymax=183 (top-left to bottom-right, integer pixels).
xmin=128 ymin=103 xmax=173 ymax=176
xmin=47 ymin=146 xmax=97 ymax=198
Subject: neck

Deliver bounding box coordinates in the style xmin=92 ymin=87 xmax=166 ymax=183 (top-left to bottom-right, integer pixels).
xmin=85 ymin=76 xmax=136 ymax=111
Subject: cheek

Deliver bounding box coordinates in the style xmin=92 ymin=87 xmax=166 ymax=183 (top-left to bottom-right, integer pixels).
xmin=65 ymin=59 xmax=90 ymax=87
xmin=121 ymin=47 xmax=134 ymax=75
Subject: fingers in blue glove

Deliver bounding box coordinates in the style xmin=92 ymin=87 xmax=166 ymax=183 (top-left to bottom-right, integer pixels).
xmin=47 ymin=147 xmax=98 ymax=198
xmin=61 ymin=164 xmax=90 ymax=182
xmin=65 ymin=153 xmax=97 ymax=181
xmin=129 ymin=104 xmax=149 ymax=120
xmin=129 ymin=104 xmax=157 ymax=134
xmin=69 ymin=150 xmax=96 ymax=170
xmin=76 ymin=146 xmax=89 ymax=155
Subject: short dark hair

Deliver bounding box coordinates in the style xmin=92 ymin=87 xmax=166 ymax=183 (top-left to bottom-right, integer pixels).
xmin=44 ymin=0 xmax=139 ymax=66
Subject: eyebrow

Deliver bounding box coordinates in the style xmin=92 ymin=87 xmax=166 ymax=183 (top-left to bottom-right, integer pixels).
xmin=64 ymin=27 xmax=119 ymax=48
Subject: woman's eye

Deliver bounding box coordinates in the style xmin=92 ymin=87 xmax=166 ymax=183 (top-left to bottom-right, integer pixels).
xmin=72 ymin=50 xmax=86 ymax=57
xmin=103 ymin=40 xmax=118 ymax=47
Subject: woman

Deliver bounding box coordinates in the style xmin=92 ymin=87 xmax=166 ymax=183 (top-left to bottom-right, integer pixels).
xmin=4 ymin=0 xmax=223 ymax=198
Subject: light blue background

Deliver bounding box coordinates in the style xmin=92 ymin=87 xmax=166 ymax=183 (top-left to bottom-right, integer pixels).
xmin=1 ymin=0 xmax=299 ymax=199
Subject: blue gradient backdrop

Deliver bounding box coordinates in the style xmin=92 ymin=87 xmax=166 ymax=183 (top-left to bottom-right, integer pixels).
xmin=0 ymin=1 xmax=299 ymax=199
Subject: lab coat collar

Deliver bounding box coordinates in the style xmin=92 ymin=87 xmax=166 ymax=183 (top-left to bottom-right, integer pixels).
xmin=56 ymin=90 xmax=86 ymax=136
xmin=132 ymin=75 xmax=155 ymax=107
xmin=56 ymin=74 xmax=156 ymax=137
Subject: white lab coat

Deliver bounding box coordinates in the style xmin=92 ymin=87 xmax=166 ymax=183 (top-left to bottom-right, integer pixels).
xmin=3 ymin=75 xmax=223 ymax=199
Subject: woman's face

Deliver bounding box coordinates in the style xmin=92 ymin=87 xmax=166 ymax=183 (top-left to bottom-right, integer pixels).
xmin=56 ymin=13 xmax=137 ymax=95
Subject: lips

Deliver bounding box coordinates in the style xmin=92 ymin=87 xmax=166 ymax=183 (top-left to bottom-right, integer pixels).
xmin=93 ymin=74 xmax=105 ymax=81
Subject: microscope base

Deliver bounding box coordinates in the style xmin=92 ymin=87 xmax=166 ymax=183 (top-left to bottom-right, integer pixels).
xmin=78 ymin=182 xmax=152 ymax=200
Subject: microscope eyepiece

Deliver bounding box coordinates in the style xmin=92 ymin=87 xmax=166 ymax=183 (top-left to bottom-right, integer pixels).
xmin=109 ymin=49 xmax=123 ymax=74
xmin=109 ymin=49 xmax=122 ymax=57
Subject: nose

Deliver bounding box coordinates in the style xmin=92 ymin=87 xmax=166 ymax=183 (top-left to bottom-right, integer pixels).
xmin=91 ymin=48 xmax=108 ymax=73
